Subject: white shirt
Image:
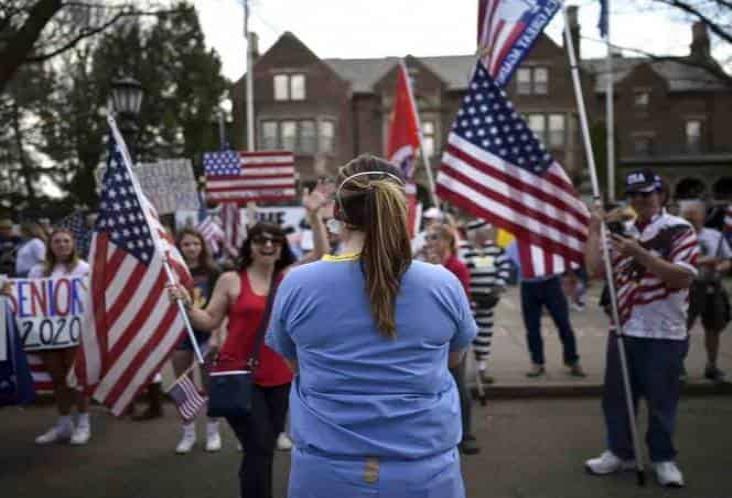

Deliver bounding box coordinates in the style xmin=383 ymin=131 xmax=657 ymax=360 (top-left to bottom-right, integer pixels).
xmin=15 ymin=238 xmax=45 ymax=277
xmin=695 ymin=227 xmax=732 ymax=280
xmin=613 ymin=212 xmax=699 ymax=341
xmin=28 ymin=260 xmax=89 ymax=279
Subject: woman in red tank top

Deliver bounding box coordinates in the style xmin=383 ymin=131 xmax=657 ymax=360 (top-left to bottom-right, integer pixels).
xmin=170 ymin=189 xmax=329 ymax=498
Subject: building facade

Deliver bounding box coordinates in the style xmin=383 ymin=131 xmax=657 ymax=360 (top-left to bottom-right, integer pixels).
xmin=232 ymin=10 xmax=732 ymax=203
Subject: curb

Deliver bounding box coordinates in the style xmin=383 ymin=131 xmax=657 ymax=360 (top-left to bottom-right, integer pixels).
xmin=474 ymin=381 xmax=732 ymax=400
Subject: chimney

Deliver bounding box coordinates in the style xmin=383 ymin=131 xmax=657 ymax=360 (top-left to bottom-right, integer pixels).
xmin=249 ymin=32 xmax=260 ymax=61
xmin=564 ymin=6 xmax=581 ymax=60
xmin=690 ymin=22 xmax=710 ymax=59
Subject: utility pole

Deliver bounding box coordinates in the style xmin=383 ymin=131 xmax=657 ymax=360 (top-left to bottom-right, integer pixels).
xmin=244 ymin=0 xmax=255 ymax=152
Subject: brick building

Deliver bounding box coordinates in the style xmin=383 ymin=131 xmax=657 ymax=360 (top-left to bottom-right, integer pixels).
xmin=232 ymin=8 xmax=732 ymax=202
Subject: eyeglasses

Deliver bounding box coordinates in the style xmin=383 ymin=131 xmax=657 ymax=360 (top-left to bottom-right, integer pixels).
xmin=626 ymin=191 xmax=655 ymax=199
xmin=251 ymin=234 xmax=284 ymax=246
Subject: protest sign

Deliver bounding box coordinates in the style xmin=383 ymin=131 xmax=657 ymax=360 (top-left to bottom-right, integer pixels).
xmin=4 ymin=277 xmax=87 ymax=351
xmin=96 ymin=158 xmax=200 ymax=214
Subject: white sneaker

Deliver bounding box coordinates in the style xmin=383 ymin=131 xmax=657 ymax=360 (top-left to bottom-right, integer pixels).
xmin=205 ymin=425 xmax=222 ymax=452
xmin=70 ymin=424 xmax=91 ymax=446
xmin=585 ymin=450 xmax=636 ymax=475
xmin=176 ymin=425 xmax=197 ymax=454
xmin=276 ymin=432 xmax=293 ymax=451
xmin=35 ymin=424 xmax=73 ymax=445
xmin=654 ymin=461 xmax=684 ymax=488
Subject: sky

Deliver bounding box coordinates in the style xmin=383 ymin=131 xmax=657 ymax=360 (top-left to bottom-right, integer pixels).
xmin=192 ymin=0 xmax=729 ymax=82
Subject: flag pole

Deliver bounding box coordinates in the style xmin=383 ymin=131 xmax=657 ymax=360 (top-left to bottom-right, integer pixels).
xmin=107 ymin=114 xmax=205 ymax=366
xmin=605 ymin=0 xmax=616 ymax=203
xmin=244 ymin=0 xmax=255 ymax=152
xmin=400 ymin=60 xmax=438 ymax=206
xmin=562 ymin=7 xmax=645 ymax=486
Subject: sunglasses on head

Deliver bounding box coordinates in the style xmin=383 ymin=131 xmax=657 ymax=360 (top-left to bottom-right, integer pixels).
xmin=251 ymin=234 xmax=284 ymax=246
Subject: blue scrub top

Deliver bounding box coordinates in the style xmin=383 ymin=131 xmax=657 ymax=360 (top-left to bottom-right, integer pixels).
xmin=266 ymin=254 xmax=477 ymax=460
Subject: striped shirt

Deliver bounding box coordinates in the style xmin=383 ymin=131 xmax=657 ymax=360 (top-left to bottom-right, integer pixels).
xmin=460 ymin=242 xmax=511 ymax=298
xmin=613 ymin=211 xmax=699 ymax=341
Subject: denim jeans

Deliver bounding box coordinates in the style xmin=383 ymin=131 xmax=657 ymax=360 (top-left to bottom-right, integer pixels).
xmin=520 ymin=276 xmax=580 ymax=366
xmin=603 ymin=335 xmax=688 ymax=462
xmin=226 ymin=383 xmax=290 ymax=498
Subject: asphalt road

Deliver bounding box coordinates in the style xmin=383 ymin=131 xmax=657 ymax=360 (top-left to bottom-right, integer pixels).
xmin=2 ymin=397 xmax=732 ymax=498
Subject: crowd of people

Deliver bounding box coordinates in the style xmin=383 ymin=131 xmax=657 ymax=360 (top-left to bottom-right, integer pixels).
xmin=1 ymin=159 xmax=731 ymax=496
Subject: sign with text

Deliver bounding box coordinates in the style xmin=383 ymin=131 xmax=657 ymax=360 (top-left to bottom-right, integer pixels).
xmin=4 ymin=277 xmax=87 ymax=351
xmin=96 ymin=158 xmax=200 ymax=214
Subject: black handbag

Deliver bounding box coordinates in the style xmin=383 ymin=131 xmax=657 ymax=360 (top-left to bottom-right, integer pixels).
xmin=207 ymin=273 xmax=280 ymax=418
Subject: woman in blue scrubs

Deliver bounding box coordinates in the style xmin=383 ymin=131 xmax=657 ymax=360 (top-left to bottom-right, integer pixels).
xmin=266 ymin=154 xmax=477 ymax=498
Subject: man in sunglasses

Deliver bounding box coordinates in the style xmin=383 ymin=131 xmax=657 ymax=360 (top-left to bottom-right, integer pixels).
xmin=585 ymin=169 xmax=699 ymax=487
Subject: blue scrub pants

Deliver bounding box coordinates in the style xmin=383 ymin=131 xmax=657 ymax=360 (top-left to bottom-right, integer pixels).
xmin=288 ymin=447 xmax=465 ymax=498
xmin=520 ymin=276 xmax=580 ymax=366
xmin=603 ymin=334 xmax=688 ymax=462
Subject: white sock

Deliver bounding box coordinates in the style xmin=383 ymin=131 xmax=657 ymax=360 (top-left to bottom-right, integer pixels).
xmin=477 ymin=361 xmax=487 ymax=372
xmin=76 ymin=412 xmax=90 ymax=429
xmin=206 ymin=420 xmax=220 ymax=434
xmin=58 ymin=415 xmax=73 ymax=431
xmin=182 ymin=422 xmax=196 ymax=435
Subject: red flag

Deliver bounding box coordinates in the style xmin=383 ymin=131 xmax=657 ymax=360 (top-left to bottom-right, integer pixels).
xmin=386 ymin=61 xmax=421 ymax=180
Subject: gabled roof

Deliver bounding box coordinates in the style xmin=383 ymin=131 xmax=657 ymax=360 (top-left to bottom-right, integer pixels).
xmin=581 ymin=57 xmax=728 ymax=93
xmin=325 ymin=55 xmax=476 ymax=93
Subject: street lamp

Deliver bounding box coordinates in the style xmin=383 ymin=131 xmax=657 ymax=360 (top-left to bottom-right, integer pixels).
xmin=110 ymin=75 xmax=144 ymax=160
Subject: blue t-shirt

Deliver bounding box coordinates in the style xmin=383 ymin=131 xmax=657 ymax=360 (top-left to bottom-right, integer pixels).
xmin=266 ymin=255 xmax=477 ymax=459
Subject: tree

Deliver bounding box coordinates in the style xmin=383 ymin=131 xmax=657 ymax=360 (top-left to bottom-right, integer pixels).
xmin=0 ymin=0 xmax=181 ymax=94
xmin=34 ymin=3 xmax=227 ymax=208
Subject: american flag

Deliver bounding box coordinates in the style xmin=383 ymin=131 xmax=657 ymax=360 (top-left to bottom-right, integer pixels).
xmin=27 ymin=353 xmax=53 ymax=393
xmin=204 ymin=150 xmax=296 ymax=204
xmin=221 ymin=202 xmax=246 ymax=258
xmin=71 ymin=118 xmax=193 ymax=416
xmin=167 ymin=373 xmax=207 ymax=423
xmin=477 ymin=0 xmax=560 ymax=87
xmin=196 ymin=213 xmax=224 ymax=255
xmin=436 ymin=63 xmax=589 ymax=278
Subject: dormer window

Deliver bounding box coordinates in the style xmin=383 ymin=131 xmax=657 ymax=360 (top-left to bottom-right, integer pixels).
xmin=634 ymin=90 xmax=649 ymax=108
xmin=274 ymin=73 xmax=306 ymax=101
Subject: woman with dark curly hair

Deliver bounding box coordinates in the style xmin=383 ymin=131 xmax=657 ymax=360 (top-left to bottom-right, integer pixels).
xmin=169 ymin=189 xmax=328 ymax=498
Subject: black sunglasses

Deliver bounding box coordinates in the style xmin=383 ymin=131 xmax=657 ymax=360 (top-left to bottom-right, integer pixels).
xmin=626 ymin=191 xmax=655 ymax=199
xmin=251 ymin=234 xmax=284 ymax=246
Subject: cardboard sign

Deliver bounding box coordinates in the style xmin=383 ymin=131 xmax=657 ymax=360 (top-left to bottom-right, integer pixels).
xmin=97 ymin=158 xmax=200 ymax=215
xmin=4 ymin=277 xmax=87 ymax=351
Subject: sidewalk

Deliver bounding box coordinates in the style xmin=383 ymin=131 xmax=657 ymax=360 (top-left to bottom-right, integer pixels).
xmin=471 ymin=285 xmax=732 ymax=398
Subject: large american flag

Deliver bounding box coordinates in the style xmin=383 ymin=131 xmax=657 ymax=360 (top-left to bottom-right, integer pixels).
xmin=71 ymin=119 xmax=192 ymax=416
xmin=436 ymin=63 xmax=589 ymax=278
xmin=477 ymin=0 xmax=560 ymax=87
xmin=204 ymin=150 xmax=296 ymax=204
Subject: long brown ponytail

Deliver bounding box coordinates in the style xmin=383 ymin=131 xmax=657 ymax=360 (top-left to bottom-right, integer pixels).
xmin=336 ymin=155 xmax=412 ymax=338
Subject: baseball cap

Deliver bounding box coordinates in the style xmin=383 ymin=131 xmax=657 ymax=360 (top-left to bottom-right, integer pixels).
xmin=625 ymin=168 xmax=660 ymax=194
xmin=423 ymin=207 xmax=444 ymax=220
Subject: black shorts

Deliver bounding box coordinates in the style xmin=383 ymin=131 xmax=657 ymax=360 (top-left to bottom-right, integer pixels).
xmin=687 ymin=281 xmax=731 ymax=333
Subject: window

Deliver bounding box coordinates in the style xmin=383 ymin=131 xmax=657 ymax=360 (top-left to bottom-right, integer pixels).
xmin=300 ymin=120 xmax=316 ymax=154
xmin=422 ymin=121 xmax=436 ymax=158
xmin=632 ymin=136 xmax=653 ymax=155
xmin=685 ymin=120 xmax=702 ymax=152
xmin=319 ymin=120 xmax=335 ymax=154
xmin=548 ymin=114 xmax=565 ymax=148
xmin=260 ymin=121 xmax=278 ymax=150
xmin=634 ymin=91 xmax=649 ymax=108
xmin=527 ymin=114 xmax=546 ymax=144
xmin=517 ymin=68 xmax=532 ymax=95
xmin=290 ymin=74 xmax=306 ymax=101
xmin=273 ymin=74 xmax=306 ymax=101
xmin=274 ymin=75 xmax=289 ymax=101
xmin=516 ymin=67 xmax=548 ymax=95
xmin=281 ymin=121 xmax=297 ymax=151
xmin=534 ymin=67 xmax=548 ymax=95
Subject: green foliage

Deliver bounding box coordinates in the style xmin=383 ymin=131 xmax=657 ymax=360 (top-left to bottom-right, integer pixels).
xmin=2 ymin=2 xmax=228 ymax=212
